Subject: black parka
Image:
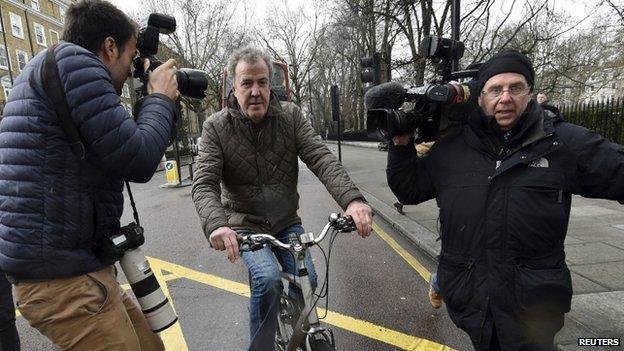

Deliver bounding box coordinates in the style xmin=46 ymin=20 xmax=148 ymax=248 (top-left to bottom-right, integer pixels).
xmin=387 ymin=101 xmax=624 ymax=350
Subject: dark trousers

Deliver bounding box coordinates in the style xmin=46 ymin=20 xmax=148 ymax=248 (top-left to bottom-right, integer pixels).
xmin=0 ymin=272 xmax=19 ymax=351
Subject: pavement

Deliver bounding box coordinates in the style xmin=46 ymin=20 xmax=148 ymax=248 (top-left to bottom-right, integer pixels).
xmin=327 ymin=140 xmax=624 ymax=351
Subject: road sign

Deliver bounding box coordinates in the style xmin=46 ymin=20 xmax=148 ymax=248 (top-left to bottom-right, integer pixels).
xmin=165 ymin=161 xmax=180 ymax=185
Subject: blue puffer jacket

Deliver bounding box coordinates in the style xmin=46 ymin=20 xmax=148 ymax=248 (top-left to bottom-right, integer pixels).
xmin=0 ymin=42 xmax=176 ymax=279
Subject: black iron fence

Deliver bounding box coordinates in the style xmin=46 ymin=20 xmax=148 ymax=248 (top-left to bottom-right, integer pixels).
xmin=558 ymin=98 xmax=624 ymax=145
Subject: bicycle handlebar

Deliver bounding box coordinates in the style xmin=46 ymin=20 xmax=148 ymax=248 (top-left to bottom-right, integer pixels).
xmin=237 ymin=213 xmax=356 ymax=252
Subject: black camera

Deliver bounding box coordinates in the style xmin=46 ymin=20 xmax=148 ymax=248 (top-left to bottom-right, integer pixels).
xmin=93 ymin=222 xmax=144 ymax=265
xmin=365 ymin=36 xmax=478 ymax=141
xmin=133 ymin=13 xmax=208 ymax=99
xmin=93 ymin=222 xmax=178 ymax=332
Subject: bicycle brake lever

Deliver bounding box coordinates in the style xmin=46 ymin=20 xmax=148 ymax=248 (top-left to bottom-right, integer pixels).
xmin=337 ymin=216 xmax=357 ymax=232
xmin=239 ymin=241 xmax=265 ymax=252
xmin=249 ymin=242 xmax=265 ymax=251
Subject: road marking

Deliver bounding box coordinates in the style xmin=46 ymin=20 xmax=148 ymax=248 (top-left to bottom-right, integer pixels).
xmin=15 ymin=255 xmax=451 ymax=351
xmin=373 ymin=222 xmax=432 ymax=283
xmin=151 ymin=263 xmax=188 ymax=351
xmin=147 ymin=257 xmax=454 ymax=351
xmin=320 ymin=309 xmax=454 ymax=350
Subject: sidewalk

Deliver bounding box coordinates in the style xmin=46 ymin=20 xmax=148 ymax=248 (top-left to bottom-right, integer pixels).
xmin=329 ymin=140 xmax=624 ymax=351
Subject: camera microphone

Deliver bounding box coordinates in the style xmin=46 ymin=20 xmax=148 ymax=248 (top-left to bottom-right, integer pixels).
xmin=364 ymin=82 xmax=407 ymax=110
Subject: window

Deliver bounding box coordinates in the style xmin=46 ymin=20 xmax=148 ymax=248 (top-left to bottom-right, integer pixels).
xmin=9 ymin=13 xmax=24 ymax=39
xmin=0 ymin=46 xmax=8 ymax=70
xmin=49 ymin=30 xmax=60 ymax=45
xmin=34 ymin=23 xmax=46 ymax=47
xmin=59 ymin=5 xmax=67 ymax=23
xmin=15 ymin=50 xmax=28 ymax=71
xmin=2 ymin=84 xmax=12 ymax=101
xmin=31 ymin=0 xmax=40 ymax=11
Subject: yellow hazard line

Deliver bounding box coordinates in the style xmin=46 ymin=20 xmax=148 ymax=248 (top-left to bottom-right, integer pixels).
xmin=15 ymin=245 xmax=447 ymax=351
xmin=151 ymin=263 xmax=188 ymax=351
xmin=319 ymin=308 xmax=454 ymax=350
xmin=146 ymin=257 xmax=452 ymax=351
xmin=373 ymin=221 xmax=432 ymax=283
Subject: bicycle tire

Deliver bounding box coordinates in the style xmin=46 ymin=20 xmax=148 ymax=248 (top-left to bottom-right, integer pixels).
xmin=309 ymin=338 xmax=335 ymax=351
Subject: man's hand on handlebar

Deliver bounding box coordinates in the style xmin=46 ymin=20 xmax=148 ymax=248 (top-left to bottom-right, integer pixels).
xmin=345 ymin=199 xmax=373 ymax=238
xmin=209 ymin=226 xmax=240 ymax=262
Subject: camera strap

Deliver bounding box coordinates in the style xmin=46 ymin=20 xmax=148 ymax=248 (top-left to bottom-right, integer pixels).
xmin=125 ymin=181 xmax=141 ymax=226
xmin=41 ymin=43 xmax=86 ymax=160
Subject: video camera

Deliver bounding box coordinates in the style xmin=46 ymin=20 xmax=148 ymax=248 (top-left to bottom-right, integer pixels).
xmin=365 ymin=36 xmax=479 ymax=141
xmin=133 ymin=13 xmax=207 ymax=99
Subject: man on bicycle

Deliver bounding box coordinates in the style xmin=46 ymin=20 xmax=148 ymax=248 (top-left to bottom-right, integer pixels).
xmin=192 ymin=46 xmax=373 ymax=351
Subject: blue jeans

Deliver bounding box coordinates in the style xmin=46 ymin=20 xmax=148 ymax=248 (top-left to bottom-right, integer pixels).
xmin=241 ymin=224 xmax=318 ymax=351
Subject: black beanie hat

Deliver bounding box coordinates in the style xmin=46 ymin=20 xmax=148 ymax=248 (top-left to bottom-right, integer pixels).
xmin=478 ymin=49 xmax=535 ymax=93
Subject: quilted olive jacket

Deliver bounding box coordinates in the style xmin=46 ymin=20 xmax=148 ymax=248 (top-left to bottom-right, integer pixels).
xmin=192 ymin=95 xmax=364 ymax=236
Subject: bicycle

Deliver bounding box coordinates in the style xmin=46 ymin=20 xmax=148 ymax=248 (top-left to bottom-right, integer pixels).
xmin=238 ymin=213 xmax=356 ymax=351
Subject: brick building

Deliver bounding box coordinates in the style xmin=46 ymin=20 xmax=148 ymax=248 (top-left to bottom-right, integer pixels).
xmin=0 ymin=0 xmax=74 ymax=111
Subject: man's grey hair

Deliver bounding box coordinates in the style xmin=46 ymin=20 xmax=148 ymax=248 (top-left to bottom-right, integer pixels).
xmin=227 ymin=45 xmax=274 ymax=83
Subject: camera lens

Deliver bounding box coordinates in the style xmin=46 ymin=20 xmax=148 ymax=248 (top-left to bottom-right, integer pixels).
xmin=176 ymin=69 xmax=208 ymax=99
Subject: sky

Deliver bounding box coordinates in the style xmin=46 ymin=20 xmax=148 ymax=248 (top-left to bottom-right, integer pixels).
xmin=107 ymin=0 xmax=602 ymax=19
xmin=107 ymin=0 xmax=281 ymax=25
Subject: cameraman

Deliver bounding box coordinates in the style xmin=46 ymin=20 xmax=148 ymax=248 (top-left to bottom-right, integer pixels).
xmin=0 ymin=1 xmax=179 ymax=349
xmin=387 ymin=49 xmax=624 ymax=350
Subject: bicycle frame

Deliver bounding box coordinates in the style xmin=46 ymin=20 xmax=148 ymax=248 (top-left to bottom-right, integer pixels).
xmin=239 ymin=214 xmax=354 ymax=351
xmin=276 ymin=235 xmax=334 ymax=351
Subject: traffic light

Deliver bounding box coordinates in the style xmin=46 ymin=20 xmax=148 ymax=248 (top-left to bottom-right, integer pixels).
xmin=360 ymin=52 xmax=381 ymax=85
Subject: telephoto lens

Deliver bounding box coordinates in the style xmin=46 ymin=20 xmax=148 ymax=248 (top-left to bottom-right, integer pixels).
xmin=120 ymin=247 xmax=178 ymax=332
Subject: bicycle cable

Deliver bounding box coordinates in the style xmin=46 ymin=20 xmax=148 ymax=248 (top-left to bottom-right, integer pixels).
xmin=307 ymin=227 xmax=339 ymax=321
xmin=320 ymin=228 xmax=340 ymax=319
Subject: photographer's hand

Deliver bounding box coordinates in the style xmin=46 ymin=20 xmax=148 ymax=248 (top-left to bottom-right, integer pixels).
xmin=393 ymin=134 xmax=411 ymax=146
xmin=209 ymin=226 xmax=240 ymax=263
xmin=147 ymin=58 xmax=179 ymax=101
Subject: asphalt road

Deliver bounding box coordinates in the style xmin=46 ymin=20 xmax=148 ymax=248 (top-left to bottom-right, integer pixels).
xmin=15 ymin=144 xmax=472 ymax=351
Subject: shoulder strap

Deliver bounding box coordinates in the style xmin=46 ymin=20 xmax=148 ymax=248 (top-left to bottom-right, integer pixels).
xmin=42 ymin=43 xmax=86 ymax=159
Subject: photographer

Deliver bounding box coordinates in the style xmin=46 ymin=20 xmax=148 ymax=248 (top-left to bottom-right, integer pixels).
xmin=387 ymin=49 xmax=624 ymax=350
xmin=0 ymin=1 xmax=178 ymax=349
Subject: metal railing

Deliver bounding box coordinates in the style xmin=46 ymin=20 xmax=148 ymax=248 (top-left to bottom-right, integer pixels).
xmin=558 ymin=98 xmax=624 ymax=145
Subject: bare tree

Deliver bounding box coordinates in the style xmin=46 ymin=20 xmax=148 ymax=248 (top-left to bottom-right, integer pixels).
xmin=600 ymin=0 xmax=624 ymax=23
xmin=137 ymin=0 xmax=252 ymax=119
xmin=258 ymin=1 xmax=326 ymax=108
